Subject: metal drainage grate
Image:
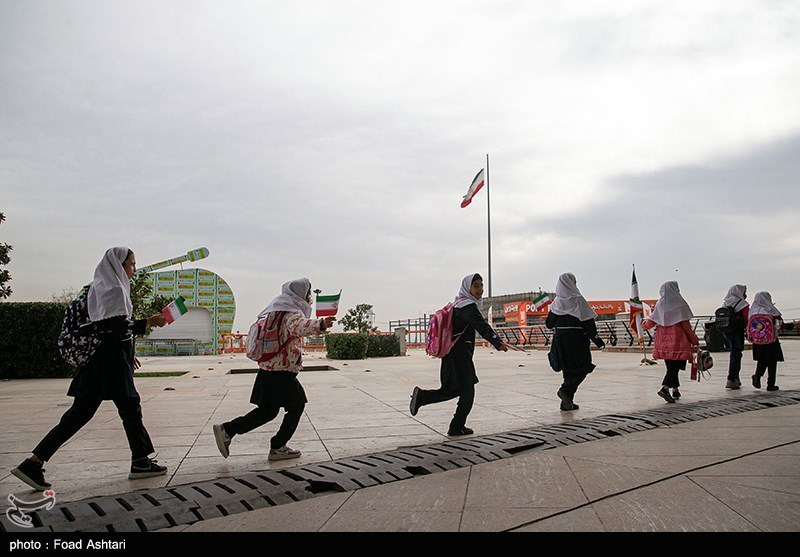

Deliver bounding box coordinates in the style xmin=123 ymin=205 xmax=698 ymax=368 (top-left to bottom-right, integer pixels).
xmin=3 ymin=390 xmax=797 ymax=533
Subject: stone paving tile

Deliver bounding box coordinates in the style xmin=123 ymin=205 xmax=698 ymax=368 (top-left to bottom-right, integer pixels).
xmin=587 ymin=476 xmax=763 ymax=532
xmin=465 ymin=453 xmax=589 ymax=508
xmin=688 ymin=476 xmax=800 ymax=531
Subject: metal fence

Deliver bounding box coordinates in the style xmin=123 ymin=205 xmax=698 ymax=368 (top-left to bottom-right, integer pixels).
xmin=390 ymin=316 xmax=717 ymax=349
xmin=135 ymin=339 xmax=209 ymax=356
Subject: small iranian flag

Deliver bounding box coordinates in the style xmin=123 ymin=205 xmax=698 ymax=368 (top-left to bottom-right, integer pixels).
xmin=532 ymin=291 xmax=552 ymax=311
xmin=316 ymin=291 xmax=342 ymax=317
xmin=162 ymin=296 xmax=188 ymax=324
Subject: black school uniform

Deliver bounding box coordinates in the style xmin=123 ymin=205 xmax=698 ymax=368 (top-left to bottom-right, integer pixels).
xmin=419 ymin=303 xmax=503 ymax=431
xmin=34 ymin=315 xmax=155 ymax=461
xmin=546 ymin=311 xmax=597 ymax=398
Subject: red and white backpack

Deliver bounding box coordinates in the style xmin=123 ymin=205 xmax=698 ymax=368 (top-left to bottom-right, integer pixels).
xmin=246 ymin=312 xmax=289 ymax=362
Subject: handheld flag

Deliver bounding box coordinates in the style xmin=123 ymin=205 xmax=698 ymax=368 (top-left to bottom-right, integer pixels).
xmin=460 ymin=168 xmax=485 ymax=208
xmin=316 ymin=291 xmax=342 ymax=317
xmin=532 ymin=291 xmax=553 ymax=311
xmin=630 ymin=267 xmax=644 ymax=343
xmin=162 ymin=296 xmax=188 ymax=324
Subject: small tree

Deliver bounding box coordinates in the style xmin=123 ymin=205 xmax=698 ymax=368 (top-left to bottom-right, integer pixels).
xmin=339 ymin=303 xmax=378 ymax=334
xmin=0 ymin=212 xmax=12 ymax=300
xmin=131 ymin=272 xmax=171 ymax=333
xmin=50 ymin=287 xmax=80 ymax=303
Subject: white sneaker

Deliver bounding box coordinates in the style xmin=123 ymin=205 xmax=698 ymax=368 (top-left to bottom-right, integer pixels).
xmin=268 ymin=446 xmax=301 ymax=461
xmin=213 ymin=424 xmax=231 ymax=458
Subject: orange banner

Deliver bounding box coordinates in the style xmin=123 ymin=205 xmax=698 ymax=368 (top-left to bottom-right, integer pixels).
xmin=504 ymin=299 xmax=657 ymax=321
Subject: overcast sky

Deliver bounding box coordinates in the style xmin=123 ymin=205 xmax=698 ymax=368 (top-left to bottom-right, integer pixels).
xmin=2 ymin=0 xmax=799 ymax=333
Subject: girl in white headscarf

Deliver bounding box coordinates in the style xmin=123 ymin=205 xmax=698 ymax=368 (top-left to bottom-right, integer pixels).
xmin=213 ymin=278 xmax=335 ymax=462
xmin=409 ymin=273 xmax=508 ymax=436
xmin=748 ymin=291 xmax=795 ymax=391
xmin=721 ymin=284 xmax=749 ymax=390
xmin=12 ymin=247 xmax=169 ymax=492
xmin=545 ymin=273 xmax=605 ymax=412
xmin=642 ymin=281 xmax=699 ymax=403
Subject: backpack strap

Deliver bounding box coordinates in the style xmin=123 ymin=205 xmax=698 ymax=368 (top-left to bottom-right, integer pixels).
xmin=451 ymin=297 xmax=482 ymax=342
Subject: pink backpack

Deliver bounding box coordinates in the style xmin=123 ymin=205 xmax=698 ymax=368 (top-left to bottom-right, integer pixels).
xmin=747 ymin=314 xmax=777 ymax=345
xmin=425 ymin=298 xmax=469 ymax=358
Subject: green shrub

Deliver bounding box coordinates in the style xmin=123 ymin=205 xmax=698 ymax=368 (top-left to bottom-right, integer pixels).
xmin=366 ymin=334 xmax=401 ymax=357
xmin=0 ymin=302 xmax=74 ymax=379
xmin=324 ymin=333 xmax=369 ymax=359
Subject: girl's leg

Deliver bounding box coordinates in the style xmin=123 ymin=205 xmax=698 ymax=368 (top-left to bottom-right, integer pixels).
xmin=113 ymin=395 xmax=155 ymax=461
xmin=271 ymin=402 xmax=305 ymax=450
xmin=225 ymin=405 xmax=280 ymax=437
xmin=33 ymin=397 xmax=103 ymax=462
xmin=420 ymin=387 xmax=459 ymax=406
xmin=752 ymin=361 xmax=767 ymax=388
xmin=449 ymin=383 xmax=475 ymax=431
xmin=766 ymin=362 xmax=778 ymax=389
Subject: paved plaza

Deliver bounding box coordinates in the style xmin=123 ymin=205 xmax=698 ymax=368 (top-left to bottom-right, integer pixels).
xmin=1 ymin=341 xmax=799 ymax=533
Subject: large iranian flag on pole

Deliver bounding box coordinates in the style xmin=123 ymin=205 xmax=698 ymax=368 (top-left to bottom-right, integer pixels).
xmin=316 ymin=291 xmax=342 ymax=317
xmin=460 ymin=168 xmax=485 ymax=208
xmin=630 ymin=267 xmax=644 ymax=343
xmin=162 ymin=296 xmax=188 ymax=324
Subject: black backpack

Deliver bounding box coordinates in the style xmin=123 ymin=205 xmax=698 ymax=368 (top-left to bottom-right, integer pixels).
xmin=714 ymin=306 xmax=736 ymax=334
xmin=57 ymin=285 xmax=102 ymax=368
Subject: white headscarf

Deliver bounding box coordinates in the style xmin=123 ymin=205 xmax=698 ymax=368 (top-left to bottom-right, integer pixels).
xmin=723 ymin=284 xmax=749 ymax=312
xmin=258 ymin=278 xmax=312 ymax=319
xmin=648 ymin=281 xmax=694 ymax=326
xmin=549 ymin=272 xmax=597 ymax=321
xmin=454 ymin=273 xmax=482 ymax=309
xmin=749 ymin=291 xmax=781 ymax=317
xmin=87 ymin=246 xmax=133 ymax=322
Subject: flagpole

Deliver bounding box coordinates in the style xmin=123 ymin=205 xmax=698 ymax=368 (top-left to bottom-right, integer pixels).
xmin=632 ymin=264 xmax=656 ymax=366
xmin=486 ymin=153 xmax=492 ymax=298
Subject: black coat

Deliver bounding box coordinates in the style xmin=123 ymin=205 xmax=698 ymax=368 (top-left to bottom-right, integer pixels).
xmin=67 ymin=316 xmax=147 ymax=400
xmin=439 ymin=303 xmax=503 ymax=390
xmin=546 ymin=311 xmax=597 ymax=375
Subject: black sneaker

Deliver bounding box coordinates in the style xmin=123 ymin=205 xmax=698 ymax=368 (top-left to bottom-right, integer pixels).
xmin=657 ymin=387 xmax=675 ymax=403
xmin=560 ymin=402 xmax=579 ymax=411
xmin=409 ymin=387 xmax=422 ymax=416
xmin=447 ymin=426 xmax=474 ymax=436
xmin=557 ymin=389 xmax=574 ymax=411
xmin=672 ymin=389 xmax=681 ymax=399
xmin=129 ymin=457 xmax=167 ymax=479
xmin=752 ymin=374 xmax=761 ymax=389
xmin=767 ymin=385 xmax=780 ymax=392
xmin=11 ymin=458 xmax=51 ymax=491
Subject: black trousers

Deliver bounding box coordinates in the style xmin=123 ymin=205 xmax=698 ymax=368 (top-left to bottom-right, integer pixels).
xmin=661 ymin=360 xmax=684 ymax=389
xmin=224 ymin=401 xmax=305 ymax=450
xmin=33 ymin=396 xmax=155 ymax=462
xmin=754 ymin=360 xmax=778 ymax=388
xmin=559 ymin=368 xmax=588 ymax=399
xmin=418 ymin=383 xmax=475 ymax=430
